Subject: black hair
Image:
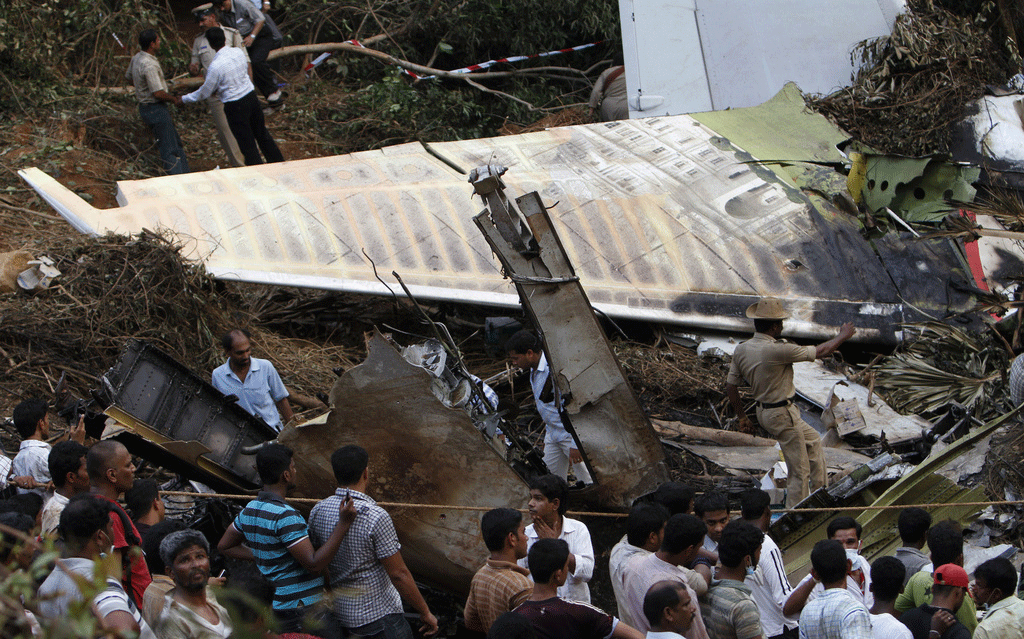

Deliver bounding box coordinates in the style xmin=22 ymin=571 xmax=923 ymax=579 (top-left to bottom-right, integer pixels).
xmin=255 ymin=443 xmax=293 ymax=485
xmin=927 ymin=520 xmax=964 ymax=567
xmin=49 ymin=441 xmax=88 ymax=489
xmin=221 ymin=328 xmax=251 ymax=352
xmin=8 ymin=493 xmax=43 ymax=521
xmin=810 ymin=539 xmax=848 ymax=584
xmin=527 ymin=538 xmax=569 ymax=584
xmin=643 ymin=581 xmax=685 ymax=629
xmin=827 ymin=516 xmax=861 ymax=539
xmin=718 ymin=520 xmax=764 ymax=569
xmin=504 ymin=330 xmax=541 ymax=355
xmin=59 ymin=494 xmax=113 ymax=544
xmin=205 ymin=26 xmax=226 ymax=50
xmin=13 ymin=399 xmax=47 ymax=440
xmin=142 ymin=518 xmax=187 ymax=576
xmin=486 ymin=612 xmax=537 ymax=639
xmin=870 ymin=556 xmax=906 ymax=601
xmin=0 ymin=512 xmax=35 ymax=563
xmin=481 ymin=508 xmax=522 ymax=552
xmin=651 ymin=482 xmax=695 ymax=516
xmin=138 ymin=29 xmax=158 ymax=51
xmin=975 ymin=557 xmax=1017 ymax=595
xmin=661 ymin=514 xmax=706 ymax=554
xmin=626 ymin=502 xmax=669 ymax=547
xmin=693 ymin=491 xmax=729 ymax=518
xmin=125 ymin=478 xmax=160 ymax=520
xmin=897 ymin=508 xmax=931 ymax=545
xmin=754 ymin=319 xmax=782 ymax=334
xmin=739 ymin=489 xmax=772 ymax=521
xmin=529 ymin=475 xmax=568 ymax=515
xmin=330 ymin=445 xmax=369 ymax=486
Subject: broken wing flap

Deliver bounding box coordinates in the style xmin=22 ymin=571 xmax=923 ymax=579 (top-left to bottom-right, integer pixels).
xmin=472 ymin=168 xmax=669 ymax=508
xmin=98 ymin=339 xmax=278 ymax=490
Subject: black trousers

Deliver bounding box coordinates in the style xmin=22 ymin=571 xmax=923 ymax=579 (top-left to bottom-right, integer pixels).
xmin=222 ymin=90 xmax=284 ymax=165
xmin=248 ymin=33 xmax=282 ymax=98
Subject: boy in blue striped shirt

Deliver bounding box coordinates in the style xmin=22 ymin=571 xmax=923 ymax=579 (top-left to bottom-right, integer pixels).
xmin=219 ymin=443 xmax=355 ymax=636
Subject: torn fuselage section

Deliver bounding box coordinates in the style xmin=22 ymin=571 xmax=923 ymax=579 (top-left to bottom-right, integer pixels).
xmin=279 ymin=330 xmax=531 ymax=593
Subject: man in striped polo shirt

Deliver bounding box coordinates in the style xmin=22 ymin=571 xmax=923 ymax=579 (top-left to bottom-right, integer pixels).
xmin=218 ymin=443 xmax=355 ymax=636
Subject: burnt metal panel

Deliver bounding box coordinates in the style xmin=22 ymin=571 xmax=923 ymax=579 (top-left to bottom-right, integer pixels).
xmin=278 ymin=331 xmax=529 ymax=595
xmin=103 ymin=339 xmax=277 ymax=488
xmin=473 ymin=171 xmax=669 ymax=508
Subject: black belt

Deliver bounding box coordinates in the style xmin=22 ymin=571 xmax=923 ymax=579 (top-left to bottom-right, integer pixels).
xmin=758 ymin=397 xmax=793 ymax=409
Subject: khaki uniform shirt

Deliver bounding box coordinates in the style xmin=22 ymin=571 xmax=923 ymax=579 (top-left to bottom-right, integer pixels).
xmin=126 ymin=51 xmax=168 ymax=104
xmin=727 ymin=332 xmax=815 ymax=404
xmin=191 ymin=26 xmax=249 ymax=72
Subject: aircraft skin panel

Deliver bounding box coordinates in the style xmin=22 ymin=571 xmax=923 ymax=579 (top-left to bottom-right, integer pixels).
xmin=19 ymin=113 xmax=966 ymax=342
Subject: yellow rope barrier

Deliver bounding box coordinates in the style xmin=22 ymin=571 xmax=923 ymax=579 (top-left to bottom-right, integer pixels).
xmin=159 ymin=490 xmax=1023 ymax=518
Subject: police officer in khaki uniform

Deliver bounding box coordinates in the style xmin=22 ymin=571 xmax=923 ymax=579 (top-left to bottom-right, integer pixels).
xmin=725 ymin=298 xmax=855 ymax=508
xmin=189 ymin=3 xmax=249 ymax=166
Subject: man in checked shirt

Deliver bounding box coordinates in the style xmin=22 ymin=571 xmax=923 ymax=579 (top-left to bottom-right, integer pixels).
xmin=309 ymin=445 xmax=439 ymax=639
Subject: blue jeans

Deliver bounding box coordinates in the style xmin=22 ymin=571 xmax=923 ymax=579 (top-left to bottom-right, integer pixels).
xmin=342 ymin=613 xmax=414 ymax=639
xmin=138 ymin=102 xmax=188 ymax=175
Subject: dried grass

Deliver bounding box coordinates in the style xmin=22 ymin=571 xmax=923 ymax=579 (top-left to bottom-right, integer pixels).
xmin=807 ymin=0 xmax=1018 ymax=156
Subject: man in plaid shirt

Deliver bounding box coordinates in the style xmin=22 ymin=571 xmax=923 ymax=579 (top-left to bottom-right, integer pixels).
xmin=464 ymin=508 xmax=533 ymax=633
xmin=309 ymin=445 xmax=438 ymax=639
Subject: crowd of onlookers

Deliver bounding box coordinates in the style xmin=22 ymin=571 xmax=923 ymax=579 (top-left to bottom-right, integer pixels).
xmin=464 ymin=481 xmax=1024 ymax=639
xmin=2 ymin=395 xmax=1023 ymax=639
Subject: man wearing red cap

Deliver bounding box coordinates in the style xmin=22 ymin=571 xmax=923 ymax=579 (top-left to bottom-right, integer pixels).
xmin=897 ymin=564 xmax=970 ymax=639
xmin=725 ymin=298 xmax=855 ymax=507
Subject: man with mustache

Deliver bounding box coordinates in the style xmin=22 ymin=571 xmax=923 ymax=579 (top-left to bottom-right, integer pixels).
xmin=156 ymin=529 xmax=232 ymax=639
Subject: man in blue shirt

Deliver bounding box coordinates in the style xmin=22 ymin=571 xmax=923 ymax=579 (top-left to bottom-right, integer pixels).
xmin=218 ymin=443 xmax=355 ymax=636
xmin=212 ymin=329 xmax=292 ymax=432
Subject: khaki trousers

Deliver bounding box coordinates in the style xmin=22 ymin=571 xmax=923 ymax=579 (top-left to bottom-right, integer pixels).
xmin=757 ymin=403 xmax=825 ymax=507
xmin=206 ymin=97 xmax=245 ymax=167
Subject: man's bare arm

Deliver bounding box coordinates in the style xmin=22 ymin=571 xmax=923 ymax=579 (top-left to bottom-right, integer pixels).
xmin=381 ymin=552 xmax=439 ymax=636
xmin=217 ymin=524 xmax=255 ymax=561
xmin=815 ymin=323 xmax=855 ymax=359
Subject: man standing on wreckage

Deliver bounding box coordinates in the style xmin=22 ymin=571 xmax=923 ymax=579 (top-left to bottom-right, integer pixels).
xmin=725 ymin=298 xmax=856 ymax=508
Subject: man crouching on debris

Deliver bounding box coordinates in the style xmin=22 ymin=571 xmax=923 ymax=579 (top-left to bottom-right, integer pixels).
xmin=725 ymin=298 xmax=855 ymax=508
xmin=212 ymin=329 xmax=292 ymax=432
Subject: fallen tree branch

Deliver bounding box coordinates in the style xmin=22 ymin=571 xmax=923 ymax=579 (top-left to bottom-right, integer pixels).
xmin=650 ymin=419 xmax=777 ymax=447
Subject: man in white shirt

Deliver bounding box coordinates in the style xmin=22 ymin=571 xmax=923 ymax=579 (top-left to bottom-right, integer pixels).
xmin=517 ymin=474 xmax=594 ymax=603
xmin=181 ymin=28 xmax=283 ymax=166
xmin=505 ymin=330 xmax=592 ymax=484
xmin=188 ymin=3 xmax=249 ymax=167
xmin=867 ymin=557 xmax=912 ymax=639
xmin=13 ymin=398 xmax=85 ymax=497
xmin=37 ymin=494 xmax=156 ymax=639
xmin=40 ymin=441 xmax=91 ymax=535
xmin=741 ymin=490 xmax=796 ymax=639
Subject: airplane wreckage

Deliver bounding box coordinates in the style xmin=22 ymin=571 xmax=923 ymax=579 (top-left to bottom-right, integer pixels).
xmin=19 ymin=85 xmax=1024 ymax=593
